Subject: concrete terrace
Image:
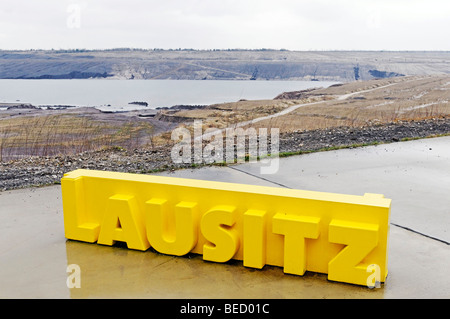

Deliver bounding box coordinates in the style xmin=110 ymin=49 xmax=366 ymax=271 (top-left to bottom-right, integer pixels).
xmin=0 ymin=136 xmax=449 ymax=298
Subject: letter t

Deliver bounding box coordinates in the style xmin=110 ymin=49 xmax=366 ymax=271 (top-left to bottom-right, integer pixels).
xmin=272 ymin=214 xmax=320 ymax=276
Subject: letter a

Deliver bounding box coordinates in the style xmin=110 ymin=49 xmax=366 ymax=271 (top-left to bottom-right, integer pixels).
xmin=98 ymin=194 xmax=150 ymax=251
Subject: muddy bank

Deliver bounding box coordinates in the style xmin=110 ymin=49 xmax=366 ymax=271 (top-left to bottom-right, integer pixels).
xmin=1 ymin=117 xmax=448 ymax=191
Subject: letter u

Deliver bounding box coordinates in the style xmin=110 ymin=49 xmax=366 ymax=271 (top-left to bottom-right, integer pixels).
xmin=145 ymin=199 xmax=199 ymax=256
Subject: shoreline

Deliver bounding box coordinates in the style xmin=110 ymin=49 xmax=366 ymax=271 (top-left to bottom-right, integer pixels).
xmin=1 ymin=116 xmax=448 ymax=191
xmin=1 ymin=74 xmax=449 ymax=191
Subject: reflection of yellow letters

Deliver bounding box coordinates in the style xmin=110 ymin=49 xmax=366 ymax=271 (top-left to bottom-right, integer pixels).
xmin=328 ymin=220 xmax=379 ymax=286
xmin=97 ymin=194 xmax=150 ymax=251
xmin=201 ymin=205 xmax=240 ymax=263
xmin=145 ymin=199 xmax=199 ymax=256
xmin=273 ymin=214 xmax=320 ymax=275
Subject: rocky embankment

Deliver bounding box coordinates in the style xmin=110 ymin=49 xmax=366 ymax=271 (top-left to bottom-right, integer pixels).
xmin=278 ymin=117 xmax=449 ymax=153
xmin=0 ymin=117 xmax=448 ymax=191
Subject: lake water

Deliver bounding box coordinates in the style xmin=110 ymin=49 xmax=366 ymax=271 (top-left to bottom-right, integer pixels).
xmin=0 ymin=79 xmax=338 ymax=112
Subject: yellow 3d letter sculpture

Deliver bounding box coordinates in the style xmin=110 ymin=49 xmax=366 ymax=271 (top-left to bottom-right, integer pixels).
xmin=62 ymin=169 xmax=391 ymax=287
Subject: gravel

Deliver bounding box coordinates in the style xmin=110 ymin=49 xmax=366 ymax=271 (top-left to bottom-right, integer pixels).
xmin=278 ymin=117 xmax=450 ymax=153
xmin=1 ymin=117 xmax=448 ymax=191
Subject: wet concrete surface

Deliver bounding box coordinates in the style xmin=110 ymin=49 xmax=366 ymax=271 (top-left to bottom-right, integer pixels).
xmin=0 ymin=137 xmax=449 ymax=298
xmin=229 ymin=136 xmax=450 ymax=244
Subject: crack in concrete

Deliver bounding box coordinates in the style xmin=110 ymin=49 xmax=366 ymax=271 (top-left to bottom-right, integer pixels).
xmin=390 ymin=223 xmax=449 ymax=246
xmin=227 ymin=165 xmax=292 ymax=189
xmin=229 ymin=166 xmax=450 ymax=246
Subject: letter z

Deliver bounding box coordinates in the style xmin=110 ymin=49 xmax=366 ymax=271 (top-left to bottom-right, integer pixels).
xmin=327 ymin=219 xmax=379 ymax=286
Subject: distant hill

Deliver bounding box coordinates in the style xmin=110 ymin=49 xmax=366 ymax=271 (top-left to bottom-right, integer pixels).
xmin=0 ymin=49 xmax=449 ymax=81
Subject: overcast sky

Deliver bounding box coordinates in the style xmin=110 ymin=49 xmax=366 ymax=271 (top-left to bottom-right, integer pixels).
xmin=1 ymin=0 xmax=449 ymax=51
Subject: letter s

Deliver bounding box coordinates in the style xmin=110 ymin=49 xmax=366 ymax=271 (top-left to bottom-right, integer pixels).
xmin=201 ymin=205 xmax=240 ymax=263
